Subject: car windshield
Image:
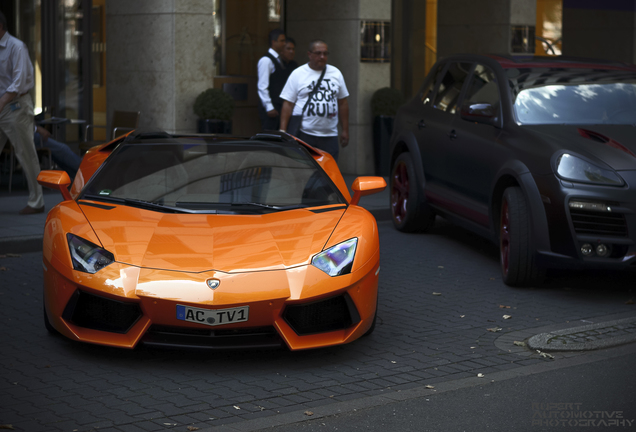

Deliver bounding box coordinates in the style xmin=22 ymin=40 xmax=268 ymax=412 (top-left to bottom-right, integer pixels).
xmin=508 ymin=69 xmax=636 ymax=125
xmin=79 ymin=139 xmax=346 ymax=213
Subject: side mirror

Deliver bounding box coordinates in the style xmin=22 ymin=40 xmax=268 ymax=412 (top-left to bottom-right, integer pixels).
xmin=37 ymin=170 xmax=73 ymax=201
xmin=460 ymin=102 xmax=500 ymax=127
xmin=350 ymin=176 xmax=387 ymax=206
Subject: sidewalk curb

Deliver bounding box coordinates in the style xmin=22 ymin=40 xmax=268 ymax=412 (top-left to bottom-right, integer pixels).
xmin=0 ymin=235 xmax=43 ymax=255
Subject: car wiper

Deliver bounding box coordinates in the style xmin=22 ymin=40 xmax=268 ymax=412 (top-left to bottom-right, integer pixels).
xmin=231 ymin=202 xmax=307 ymax=211
xmin=81 ymin=194 xmax=189 ymax=213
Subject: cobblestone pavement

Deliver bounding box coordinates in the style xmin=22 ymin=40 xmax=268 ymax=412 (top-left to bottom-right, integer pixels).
xmin=1 ymin=218 xmax=635 ymax=432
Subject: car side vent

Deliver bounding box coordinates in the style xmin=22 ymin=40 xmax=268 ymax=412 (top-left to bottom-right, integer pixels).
xmin=578 ymin=128 xmax=608 ymax=143
xmin=570 ymin=209 xmax=628 ymax=237
xmin=578 ymin=128 xmax=636 ymax=158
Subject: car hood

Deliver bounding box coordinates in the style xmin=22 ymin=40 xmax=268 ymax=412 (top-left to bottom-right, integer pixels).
xmin=522 ymin=125 xmax=636 ymax=171
xmin=80 ymin=203 xmax=345 ymax=273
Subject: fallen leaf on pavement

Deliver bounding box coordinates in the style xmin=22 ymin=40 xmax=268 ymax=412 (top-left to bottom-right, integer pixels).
xmin=0 ymin=267 xmax=7 ymax=271
xmin=6 ymin=253 xmax=20 ymax=258
xmin=305 ymin=411 xmax=314 ymax=416
xmin=513 ymin=341 xmax=526 ymax=347
xmin=187 ymin=427 xmax=199 ymax=431
xmin=438 ymin=266 xmax=444 ymax=269
xmin=536 ymin=350 xmax=554 ymax=359
xmin=432 ymin=292 xmax=442 ymax=296
xmin=499 ymin=305 xmax=511 ymax=309
xmin=233 ymin=405 xmax=240 ymax=410
xmin=477 ymin=373 xmax=485 ymax=378
xmin=503 ymin=315 xmax=512 ymax=319
xmin=425 ymin=385 xmax=435 ymax=389
xmin=460 ymin=315 xmax=465 ymax=318
xmin=487 ymin=327 xmax=503 ymax=332
xmin=0 ymin=425 xmax=15 ymax=430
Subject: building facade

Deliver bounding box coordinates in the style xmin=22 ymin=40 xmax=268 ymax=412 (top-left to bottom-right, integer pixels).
xmin=5 ymin=0 xmax=636 ymax=175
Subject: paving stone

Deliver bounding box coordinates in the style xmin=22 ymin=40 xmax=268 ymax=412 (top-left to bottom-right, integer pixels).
xmin=3 ymin=226 xmax=636 ymax=431
xmin=118 ymin=423 xmax=155 ymax=432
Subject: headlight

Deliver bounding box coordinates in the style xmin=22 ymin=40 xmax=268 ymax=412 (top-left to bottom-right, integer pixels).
xmin=67 ymin=234 xmax=115 ymax=274
xmin=312 ymin=238 xmax=357 ymax=277
xmin=555 ymin=153 xmax=623 ymax=186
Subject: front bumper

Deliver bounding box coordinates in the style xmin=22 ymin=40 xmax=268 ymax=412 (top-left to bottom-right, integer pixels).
xmin=537 ymin=170 xmax=636 ymax=270
xmin=43 ymin=250 xmax=380 ymax=350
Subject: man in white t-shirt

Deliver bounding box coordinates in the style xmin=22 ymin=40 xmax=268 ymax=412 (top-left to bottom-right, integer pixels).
xmin=279 ymin=40 xmax=349 ymax=161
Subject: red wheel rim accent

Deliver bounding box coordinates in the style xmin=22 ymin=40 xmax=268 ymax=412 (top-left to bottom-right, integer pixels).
xmin=500 ymin=199 xmax=510 ymax=276
xmin=391 ymin=161 xmax=409 ymax=223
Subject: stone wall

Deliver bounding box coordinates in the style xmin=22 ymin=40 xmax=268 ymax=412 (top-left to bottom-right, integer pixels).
xmin=106 ymin=0 xmax=215 ymax=134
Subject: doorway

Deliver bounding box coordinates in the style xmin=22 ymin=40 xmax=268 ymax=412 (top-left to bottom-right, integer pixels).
xmin=215 ymin=0 xmax=285 ymax=136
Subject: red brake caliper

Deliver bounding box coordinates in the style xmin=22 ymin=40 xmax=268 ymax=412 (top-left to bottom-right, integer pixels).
xmin=391 ymin=162 xmax=409 ymax=223
xmin=500 ymin=199 xmax=510 ymax=275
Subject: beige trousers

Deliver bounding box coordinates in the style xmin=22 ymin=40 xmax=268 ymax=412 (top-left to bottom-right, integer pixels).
xmin=0 ymin=93 xmax=44 ymax=209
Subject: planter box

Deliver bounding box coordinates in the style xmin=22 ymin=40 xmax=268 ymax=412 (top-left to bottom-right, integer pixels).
xmin=373 ymin=115 xmax=393 ymax=176
xmin=197 ymin=119 xmax=232 ymax=134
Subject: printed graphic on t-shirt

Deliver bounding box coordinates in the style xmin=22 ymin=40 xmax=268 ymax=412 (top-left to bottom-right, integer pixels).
xmin=305 ymin=79 xmax=338 ymax=120
xmin=280 ymin=64 xmax=349 ymax=136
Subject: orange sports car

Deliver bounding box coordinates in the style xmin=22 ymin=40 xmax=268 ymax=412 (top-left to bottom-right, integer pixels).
xmin=37 ymin=131 xmax=385 ymax=350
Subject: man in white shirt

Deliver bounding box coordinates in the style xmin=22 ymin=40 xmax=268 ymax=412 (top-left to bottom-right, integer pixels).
xmin=0 ymin=10 xmax=45 ymax=214
xmin=257 ymin=28 xmax=287 ymax=131
xmin=279 ymin=40 xmax=349 ymax=161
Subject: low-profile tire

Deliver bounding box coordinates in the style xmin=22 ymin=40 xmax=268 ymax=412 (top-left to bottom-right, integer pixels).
xmin=500 ymin=187 xmax=545 ymax=287
xmin=390 ymin=152 xmax=435 ymax=232
xmin=43 ymin=304 xmax=59 ymax=335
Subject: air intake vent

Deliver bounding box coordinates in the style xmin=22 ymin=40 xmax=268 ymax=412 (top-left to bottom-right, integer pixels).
xmin=283 ymin=293 xmax=361 ymax=335
xmin=63 ymin=290 xmax=142 ymax=333
xmin=141 ymin=325 xmax=283 ymax=349
xmin=570 ymin=209 xmax=628 ymax=237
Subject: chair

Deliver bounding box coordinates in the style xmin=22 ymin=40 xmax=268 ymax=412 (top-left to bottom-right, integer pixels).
xmin=79 ymin=110 xmax=140 ymax=154
xmin=1 ymin=141 xmax=52 ymax=193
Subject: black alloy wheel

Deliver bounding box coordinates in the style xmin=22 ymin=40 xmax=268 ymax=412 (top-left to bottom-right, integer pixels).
xmin=390 ymin=152 xmax=435 ymax=232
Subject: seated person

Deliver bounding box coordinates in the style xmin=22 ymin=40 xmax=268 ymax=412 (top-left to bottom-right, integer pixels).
xmin=34 ymin=125 xmax=81 ymax=180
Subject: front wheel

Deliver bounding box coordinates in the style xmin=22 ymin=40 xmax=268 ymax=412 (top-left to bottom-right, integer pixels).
xmin=390 ymin=152 xmax=435 ymax=232
xmin=500 ymin=187 xmax=545 ymax=287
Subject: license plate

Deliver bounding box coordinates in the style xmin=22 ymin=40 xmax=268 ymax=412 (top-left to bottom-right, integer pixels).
xmin=176 ymin=305 xmax=249 ymax=327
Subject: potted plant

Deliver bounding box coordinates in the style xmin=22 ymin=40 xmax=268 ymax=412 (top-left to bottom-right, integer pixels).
xmin=194 ymin=88 xmax=235 ymax=133
xmin=371 ymin=87 xmax=404 ymax=176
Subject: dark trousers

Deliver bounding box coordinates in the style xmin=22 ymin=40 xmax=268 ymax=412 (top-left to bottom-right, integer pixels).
xmin=258 ymin=104 xmax=280 ymax=131
xmin=298 ymin=131 xmax=339 ymax=161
